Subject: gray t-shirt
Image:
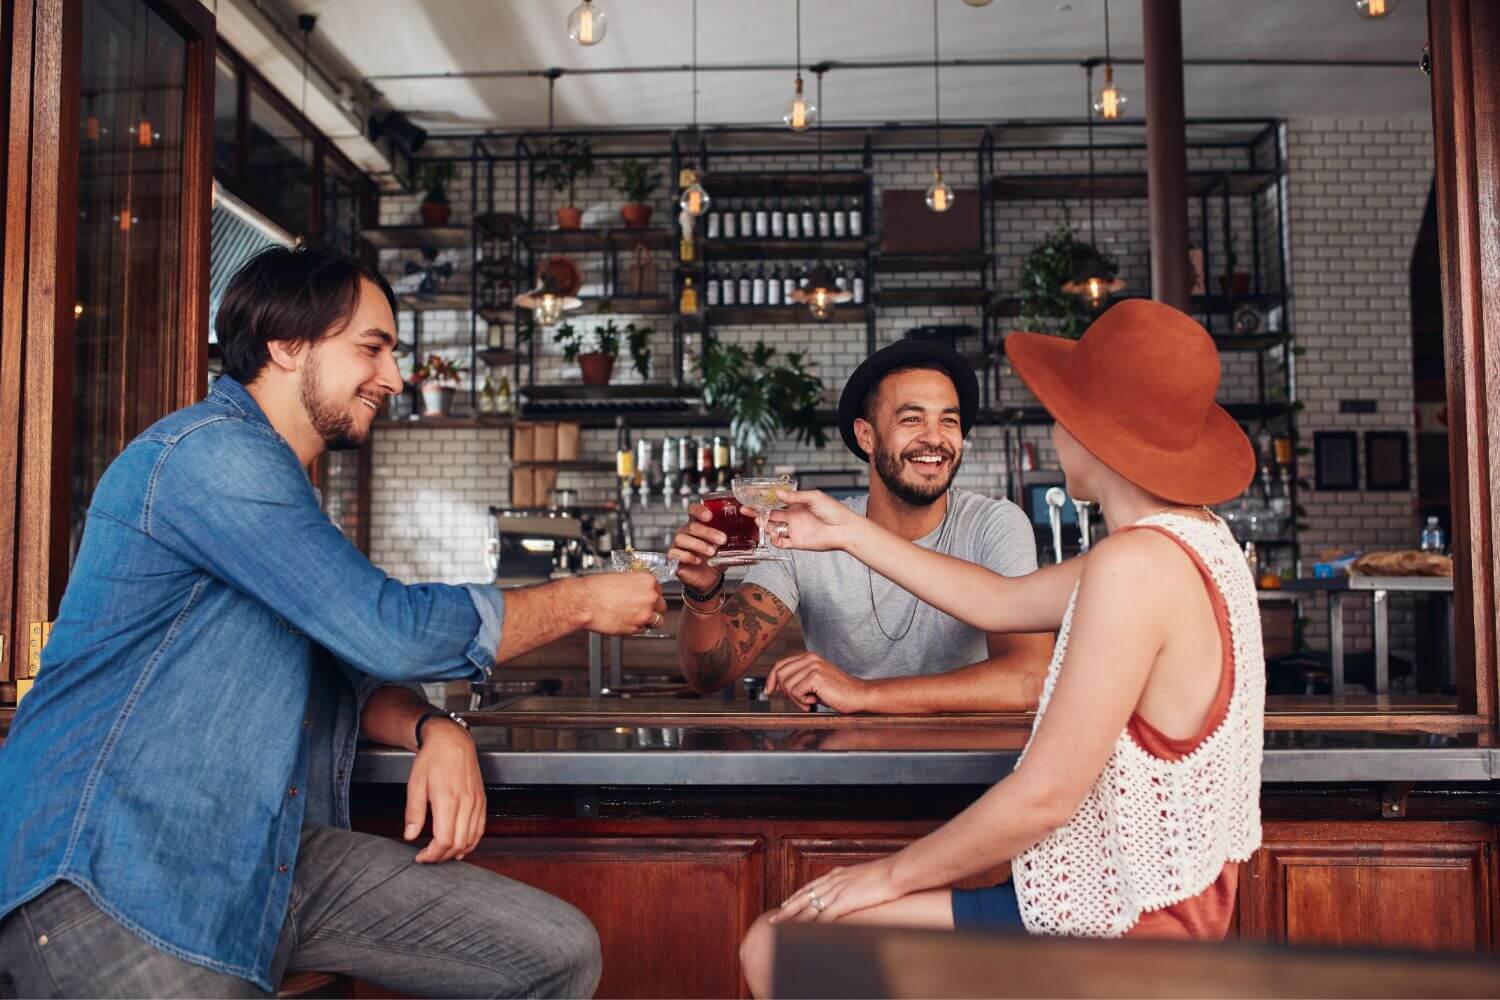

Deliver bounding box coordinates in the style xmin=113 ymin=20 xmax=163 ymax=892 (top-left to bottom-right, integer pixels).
xmin=742 ymin=489 xmax=1038 ymax=680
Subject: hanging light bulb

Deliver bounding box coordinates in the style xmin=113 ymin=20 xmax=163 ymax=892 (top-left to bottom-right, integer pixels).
xmin=137 ymin=119 xmax=154 ymax=147
xmin=1093 ymin=65 xmax=1126 ymax=119
xmin=515 ymin=283 xmax=581 ymax=327
xmin=1092 ymin=0 xmax=1126 ymax=119
xmin=791 ymin=264 xmax=852 ymax=321
xmin=784 ymin=75 xmax=816 ymax=132
xmin=568 ymin=0 xmax=607 ymax=45
xmin=926 ymin=169 xmax=954 ymax=213
xmin=1354 ymin=0 xmax=1389 ymax=17
xmin=1062 ymin=64 xmax=1125 ymax=309
xmin=679 ymin=168 xmax=710 ymax=216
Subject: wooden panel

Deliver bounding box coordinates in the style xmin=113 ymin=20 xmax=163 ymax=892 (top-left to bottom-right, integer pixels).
xmin=778 ymin=836 xmax=1008 ymax=903
xmin=470 ymin=836 xmax=765 ymax=999
xmin=1240 ymin=821 xmax=1494 ymax=952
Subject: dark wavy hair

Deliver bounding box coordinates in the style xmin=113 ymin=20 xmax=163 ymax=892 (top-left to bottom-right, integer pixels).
xmin=216 ymin=244 xmax=397 ymax=385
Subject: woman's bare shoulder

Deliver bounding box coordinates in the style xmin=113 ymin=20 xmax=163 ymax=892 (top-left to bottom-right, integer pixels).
xmin=1079 ymin=528 xmax=1201 ymax=608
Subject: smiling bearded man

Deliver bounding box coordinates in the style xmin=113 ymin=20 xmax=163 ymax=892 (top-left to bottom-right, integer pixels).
xmin=668 ymin=339 xmax=1054 ymax=714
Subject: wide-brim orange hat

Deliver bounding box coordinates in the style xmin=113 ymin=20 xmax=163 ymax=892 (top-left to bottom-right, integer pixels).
xmin=1004 ymin=299 xmax=1255 ymax=506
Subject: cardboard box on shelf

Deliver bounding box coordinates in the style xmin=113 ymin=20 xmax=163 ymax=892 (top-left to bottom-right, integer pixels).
xmin=512 ymin=423 xmax=537 ymax=463
xmin=534 ymin=467 xmax=558 ymax=503
xmin=511 ymin=468 xmax=537 ymax=507
xmin=556 ymin=422 xmax=581 ymax=461
xmin=533 ymin=422 xmax=559 ymax=462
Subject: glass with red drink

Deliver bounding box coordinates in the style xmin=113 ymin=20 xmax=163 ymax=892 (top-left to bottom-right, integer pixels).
xmin=703 ymin=491 xmax=758 ymax=564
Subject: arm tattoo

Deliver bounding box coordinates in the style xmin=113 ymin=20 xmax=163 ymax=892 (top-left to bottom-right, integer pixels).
xmin=683 ymin=585 xmax=790 ymax=685
xmin=692 ymin=636 xmax=734 ymax=689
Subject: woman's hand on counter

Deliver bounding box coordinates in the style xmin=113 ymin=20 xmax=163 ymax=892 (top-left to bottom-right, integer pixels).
xmin=765 ymin=653 xmax=872 ymax=713
xmin=772 ymin=857 xmax=901 ymax=925
xmin=405 ymin=720 xmax=485 ymax=864
xmin=668 ymin=503 xmax=728 ymax=593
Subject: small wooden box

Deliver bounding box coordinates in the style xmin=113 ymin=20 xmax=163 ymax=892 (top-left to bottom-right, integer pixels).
xmin=556 ymin=422 xmax=581 ymax=462
xmin=533 ymin=422 xmax=559 ymax=462
xmin=512 ymin=423 xmax=537 ymax=463
xmin=511 ymin=468 xmax=537 ymax=507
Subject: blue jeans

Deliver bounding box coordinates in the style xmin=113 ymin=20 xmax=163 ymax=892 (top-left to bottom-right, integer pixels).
xmin=951 ymin=883 xmax=1025 ymax=929
xmin=0 ymin=825 xmax=601 ymax=999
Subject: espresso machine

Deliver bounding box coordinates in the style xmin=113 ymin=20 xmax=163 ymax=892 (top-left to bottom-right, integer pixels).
xmin=486 ymin=503 xmax=626 ymax=584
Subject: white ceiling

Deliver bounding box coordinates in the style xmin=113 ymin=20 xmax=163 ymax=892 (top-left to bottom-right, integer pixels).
xmin=260 ymin=0 xmax=1432 ymax=137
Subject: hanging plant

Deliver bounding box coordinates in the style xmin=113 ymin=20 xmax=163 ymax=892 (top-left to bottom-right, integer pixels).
xmin=698 ymin=340 xmax=827 ymax=459
xmin=1017 ymin=219 xmax=1118 ymax=339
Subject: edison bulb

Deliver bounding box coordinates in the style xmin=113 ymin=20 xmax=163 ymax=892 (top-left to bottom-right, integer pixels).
xmin=568 ymin=0 xmax=606 ymax=45
xmin=783 ymin=78 xmax=816 ymax=132
xmin=1093 ymin=68 xmax=1127 ymax=119
xmin=679 ymin=182 xmax=710 ymax=216
xmin=809 ymin=290 xmax=835 ymax=321
xmin=925 ymin=171 xmax=954 ymax=213
xmin=535 ymin=293 xmax=564 ymax=326
xmin=1354 ymin=0 xmax=1388 ymax=17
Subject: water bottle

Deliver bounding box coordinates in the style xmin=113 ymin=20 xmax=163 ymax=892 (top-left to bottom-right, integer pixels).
xmin=1420 ymin=516 xmax=1446 ymax=553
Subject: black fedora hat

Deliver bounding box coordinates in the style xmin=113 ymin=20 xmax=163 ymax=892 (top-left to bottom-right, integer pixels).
xmin=838 ymin=339 xmax=979 ymax=462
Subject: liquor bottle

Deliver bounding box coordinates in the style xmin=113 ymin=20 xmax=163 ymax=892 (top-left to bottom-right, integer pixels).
xmin=800 ymin=199 xmax=815 ymax=240
xmin=782 ymin=269 xmax=797 ymax=302
xmin=721 ymin=267 xmax=737 ymax=306
xmin=713 ymin=435 xmax=732 ymax=489
xmin=738 ymin=269 xmax=752 ymax=305
xmin=615 ymin=418 xmax=635 ymax=506
xmin=706 ymin=207 xmax=721 ymax=239
xmin=835 ymin=264 xmax=850 ymax=295
xmin=751 ymin=267 xmax=767 ymax=306
xmin=832 ymin=202 xmax=847 ymax=237
xmin=679 ymin=233 xmax=696 ymax=262
xmin=766 ymin=265 xmax=783 ymax=306
xmin=678 ymin=436 xmax=697 ymax=498
xmin=754 ymin=200 xmax=769 ymax=238
xmin=847 ymin=197 xmax=863 ymax=237
xmin=852 ymin=268 xmax=866 ymax=304
xmin=770 ymin=201 xmax=785 ymax=238
xmin=815 ymin=200 xmax=831 ymax=238
xmin=679 ymin=276 xmax=699 ymax=315
xmin=739 ymin=202 xmax=754 ymax=239
xmin=696 ymin=437 xmax=714 ymax=495
xmin=705 ymin=273 xmax=721 ymax=307
xmin=723 ymin=200 xmax=738 ymax=239
xmin=786 ymin=205 xmax=801 ymax=239
xmin=636 ymin=438 xmax=654 ymax=504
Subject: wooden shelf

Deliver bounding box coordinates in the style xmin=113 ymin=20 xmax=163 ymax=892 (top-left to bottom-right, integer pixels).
xmin=702 ymin=238 xmax=870 ymax=261
xmin=514 ymin=460 xmax=616 ymax=472
xmin=686 ymin=305 xmax=872 ymax=326
xmin=877 ymin=251 xmax=989 ymax=273
xmin=361 ymin=225 xmax=471 ymax=250
xmin=987 ymin=170 xmax=1280 ymax=201
xmin=700 ymin=171 xmax=868 ymax=197
xmin=475 ymin=211 xmax=527 ymax=238
xmin=398 ymin=291 xmax=472 ymax=312
xmin=990 ymin=294 xmax=1285 ymax=321
xmin=579 ymin=295 xmax=675 ymax=315
xmin=522 ymin=383 xmax=699 ymax=403
xmin=476 ymin=259 xmax=529 ymax=282
xmin=373 ymin=415 xmax=513 ymax=431
xmin=876 ymin=287 xmax=989 ymax=308
xmin=477 ymin=348 xmax=518 ymax=367
xmin=521 ymin=227 xmax=675 ymax=252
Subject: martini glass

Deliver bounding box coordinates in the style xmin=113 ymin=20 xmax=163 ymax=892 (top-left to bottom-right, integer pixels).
xmin=610 ymin=549 xmax=677 ymax=637
xmin=731 ymin=475 xmax=796 ymax=563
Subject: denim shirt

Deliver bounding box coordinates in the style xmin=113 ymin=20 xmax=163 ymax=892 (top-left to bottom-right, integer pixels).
xmin=0 ymin=377 xmax=506 ymax=989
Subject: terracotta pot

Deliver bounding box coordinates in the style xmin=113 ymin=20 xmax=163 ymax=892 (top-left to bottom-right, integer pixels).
xmin=420 ymin=200 xmax=452 ymax=227
xmin=620 ymin=202 xmax=654 ymax=229
xmin=420 ymin=384 xmax=456 ymax=417
xmin=578 ymin=353 xmax=616 ymax=386
xmin=556 ymin=206 xmax=584 ymax=230
xmin=1219 ymin=271 xmax=1251 ymax=296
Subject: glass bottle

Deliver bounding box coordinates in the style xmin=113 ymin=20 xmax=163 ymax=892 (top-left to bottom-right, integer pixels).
xmin=722 ymin=267 xmax=737 ymax=306
xmin=800 ymin=199 xmax=816 ymax=239
xmin=832 ymin=201 xmax=847 ymax=237
xmin=713 ymin=435 xmax=731 ymax=489
xmin=782 ymin=269 xmax=797 ymax=302
xmin=766 ymin=265 xmax=783 ymax=306
xmin=678 ymin=437 xmax=697 ymax=497
xmin=852 ymin=268 xmax=866 ymax=304
xmin=706 ymin=206 xmax=721 ymax=239
xmin=770 ymin=200 xmax=785 ymax=238
xmin=751 ymin=267 xmax=767 ymax=305
xmin=679 ymin=276 xmax=699 ymax=314
xmin=816 ymin=199 xmax=831 ymax=238
xmin=723 ymin=200 xmax=738 ymax=239
xmin=679 ymin=233 xmax=696 ymax=262
xmin=696 ymin=437 xmax=714 ymax=495
xmin=705 ymin=273 xmax=721 ymax=307
xmin=738 ymin=269 xmax=752 ymax=305
xmin=1420 ymin=516 xmax=1446 ymax=553
xmin=848 ymin=197 xmax=863 ymax=237
xmin=739 ymin=202 xmax=754 ymax=239
xmin=495 ymin=374 xmax=513 ymax=415
xmin=754 ymin=199 xmax=769 ymax=238
xmin=786 ymin=204 xmax=801 ymax=239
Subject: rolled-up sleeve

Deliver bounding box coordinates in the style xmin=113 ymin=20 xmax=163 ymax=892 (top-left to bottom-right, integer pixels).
xmin=463 ymin=585 xmax=506 ymax=665
xmin=145 ymin=420 xmax=495 ymax=684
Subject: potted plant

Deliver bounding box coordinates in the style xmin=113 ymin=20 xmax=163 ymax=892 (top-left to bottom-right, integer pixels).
xmin=1017 ymin=220 xmax=1119 ymax=339
xmin=415 ymin=162 xmax=457 ymax=227
xmin=409 ymin=353 xmax=468 ymax=417
xmin=698 ymin=339 xmax=827 ymax=460
xmin=554 ymin=314 xmax=654 ymax=386
xmin=612 ymin=158 xmax=662 ymax=229
xmin=536 ymin=137 xmax=595 ymax=231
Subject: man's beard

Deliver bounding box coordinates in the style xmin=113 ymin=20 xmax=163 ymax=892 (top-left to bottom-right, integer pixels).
xmin=299 ymin=348 xmax=364 ymax=452
xmin=872 ymin=435 xmax=962 ymax=507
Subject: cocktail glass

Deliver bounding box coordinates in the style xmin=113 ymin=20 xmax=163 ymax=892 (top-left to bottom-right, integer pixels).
xmin=703 ymin=492 xmax=760 ymax=567
xmin=731 ymin=475 xmax=796 ymax=563
xmin=610 ymin=549 xmax=677 ymax=637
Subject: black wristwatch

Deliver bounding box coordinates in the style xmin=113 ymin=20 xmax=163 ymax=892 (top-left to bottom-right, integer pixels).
xmin=681 ymin=573 xmax=725 ymax=604
xmin=415 ymin=709 xmax=470 ymax=749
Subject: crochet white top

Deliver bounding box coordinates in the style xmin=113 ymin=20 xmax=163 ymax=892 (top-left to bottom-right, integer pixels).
xmin=1011 ymin=511 xmax=1265 ymax=937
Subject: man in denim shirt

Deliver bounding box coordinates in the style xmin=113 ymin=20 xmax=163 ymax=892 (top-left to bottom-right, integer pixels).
xmin=0 ymin=246 xmax=663 ymax=997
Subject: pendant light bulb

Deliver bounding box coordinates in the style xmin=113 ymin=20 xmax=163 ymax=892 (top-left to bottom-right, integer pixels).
xmin=926 ymin=169 xmax=954 ymax=213
xmin=1093 ymin=65 xmax=1126 ymax=119
xmin=784 ymin=76 xmax=816 ymax=132
xmin=568 ymin=0 xmax=607 ymax=45
xmin=1354 ymin=0 xmax=1389 ymax=17
xmin=679 ymin=168 xmax=710 ymax=217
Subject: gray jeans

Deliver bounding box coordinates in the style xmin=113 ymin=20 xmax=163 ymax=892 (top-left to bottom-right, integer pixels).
xmin=0 ymin=825 xmax=601 ymax=999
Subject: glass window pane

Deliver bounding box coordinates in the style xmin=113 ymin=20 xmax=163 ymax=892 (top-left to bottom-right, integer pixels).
xmin=322 ymin=158 xmax=359 ymax=252
xmin=244 ymin=86 xmax=311 ymax=237
xmin=73 ymin=0 xmax=188 ymax=564
xmin=213 ymin=55 xmax=237 ymax=179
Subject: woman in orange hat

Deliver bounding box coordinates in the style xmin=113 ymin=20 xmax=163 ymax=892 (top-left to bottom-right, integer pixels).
xmin=738 ymin=299 xmax=1266 ymax=998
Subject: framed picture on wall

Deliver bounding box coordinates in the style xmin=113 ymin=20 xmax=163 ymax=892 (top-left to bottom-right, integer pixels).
xmin=1314 ymin=431 xmax=1359 ymax=491
xmin=1365 ymin=431 xmax=1411 ymax=491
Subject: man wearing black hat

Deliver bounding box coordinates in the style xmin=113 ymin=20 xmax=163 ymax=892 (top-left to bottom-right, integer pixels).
xmin=669 ymin=340 xmax=1052 ymax=713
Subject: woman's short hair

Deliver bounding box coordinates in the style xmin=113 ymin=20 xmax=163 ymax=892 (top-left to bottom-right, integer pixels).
xmin=216 ymin=243 xmax=397 ymax=385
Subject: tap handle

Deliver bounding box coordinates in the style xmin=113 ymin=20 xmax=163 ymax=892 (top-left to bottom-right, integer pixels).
xmin=1045 ymin=487 xmax=1067 ymax=565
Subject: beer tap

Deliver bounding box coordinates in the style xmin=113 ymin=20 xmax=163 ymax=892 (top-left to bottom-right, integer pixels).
xmin=1073 ymin=498 xmax=1094 ymax=553
xmin=635 ymin=438 xmax=653 ymax=507
xmin=661 ymin=435 xmax=680 ymax=509
xmin=1045 ymin=487 xmax=1067 ymax=565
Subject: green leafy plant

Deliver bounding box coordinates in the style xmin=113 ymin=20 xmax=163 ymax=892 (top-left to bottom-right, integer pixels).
xmin=553 ymin=316 xmax=653 ymax=377
xmin=535 ymin=137 xmax=596 ymax=204
xmin=414 ymin=162 xmax=457 ymax=204
xmin=1017 ymin=220 xmax=1117 ymax=339
xmin=698 ymin=339 xmax=827 ymax=458
xmin=612 ymin=158 xmax=663 ymax=203
xmin=408 ymin=353 xmax=467 ymax=385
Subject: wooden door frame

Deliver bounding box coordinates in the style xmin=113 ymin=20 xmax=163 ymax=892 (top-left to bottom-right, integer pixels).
xmin=1428 ymin=0 xmax=1500 ymax=729
xmin=1 ymin=0 xmax=213 ymax=688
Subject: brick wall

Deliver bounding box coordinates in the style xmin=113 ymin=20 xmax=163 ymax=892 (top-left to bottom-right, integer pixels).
xmin=363 ymin=117 xmax=1437 ymax=671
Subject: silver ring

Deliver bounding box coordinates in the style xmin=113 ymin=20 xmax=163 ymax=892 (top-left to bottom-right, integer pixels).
xmin=775 ymin=522 xmax=790 ymax=539
xmin=651 ymin=611 xmax=663 ymax=629
xmin=808 ymin=889 xmax=825 ymax=913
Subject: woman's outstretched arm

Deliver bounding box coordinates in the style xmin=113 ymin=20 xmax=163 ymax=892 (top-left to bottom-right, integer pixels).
xmin=766 ymin=488 xmax=1082 ymax=634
